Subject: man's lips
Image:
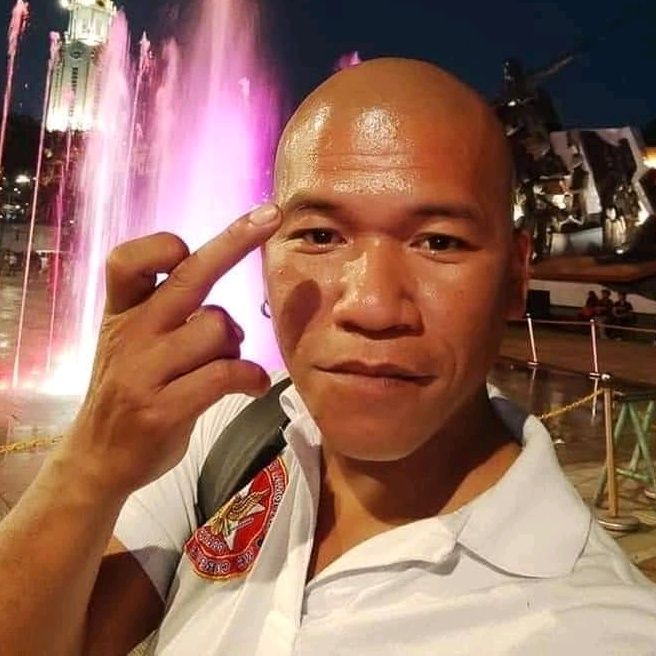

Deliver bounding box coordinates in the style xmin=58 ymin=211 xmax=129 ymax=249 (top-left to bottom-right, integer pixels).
xmin=317 ymin=360 xmax=435 ymax=384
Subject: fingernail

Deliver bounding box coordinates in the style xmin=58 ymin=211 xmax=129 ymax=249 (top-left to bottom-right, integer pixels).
xmin=249 ymin=203 xmax=279 ymax=226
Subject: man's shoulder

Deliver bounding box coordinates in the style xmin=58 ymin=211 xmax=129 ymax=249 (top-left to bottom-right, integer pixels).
xmin=519 ymin=523 xmax=656 ymax=650
xmin=575 ymin=520 xmax=656 ymax=589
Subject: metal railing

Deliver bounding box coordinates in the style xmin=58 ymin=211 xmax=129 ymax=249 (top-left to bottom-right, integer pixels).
xmin=523 ymin=315 xmax=656 ymax=379
xmin=518 ymin=316 xmax=656 ymax=531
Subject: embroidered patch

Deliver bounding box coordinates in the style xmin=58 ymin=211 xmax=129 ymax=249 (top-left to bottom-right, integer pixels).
xmin=185 ymin=456 xmax=288 ymax=581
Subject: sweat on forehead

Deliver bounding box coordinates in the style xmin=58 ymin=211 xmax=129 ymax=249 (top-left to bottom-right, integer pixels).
xmin=274 ymin=57 xmax=513 ymax=205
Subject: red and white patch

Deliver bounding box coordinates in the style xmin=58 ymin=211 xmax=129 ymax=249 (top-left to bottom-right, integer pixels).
xmin=185 ymin=456 xmax=288 ymax=581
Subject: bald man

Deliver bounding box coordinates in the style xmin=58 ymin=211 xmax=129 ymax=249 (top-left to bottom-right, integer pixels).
xmin=1 ymin=59 xmax=655 ymax=655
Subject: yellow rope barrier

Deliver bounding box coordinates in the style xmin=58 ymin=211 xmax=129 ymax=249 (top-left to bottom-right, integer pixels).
xmin=0 ymin=387 xmax=606 ymax=456
xmin=0 ymin=436 xmax=62 ymax=456
xmin=538 ymin=389 xmax=604 ymax=421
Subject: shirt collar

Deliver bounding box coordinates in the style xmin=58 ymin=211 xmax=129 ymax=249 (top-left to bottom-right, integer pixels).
xmin=278 ymin=376 xmax=592 ymax=580
xmin=456 ymin=384 xmax=592 ymax=578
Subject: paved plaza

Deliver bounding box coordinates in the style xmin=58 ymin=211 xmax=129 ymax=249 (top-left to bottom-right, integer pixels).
xmin=1 ymin=275 xmax=656 ymax=583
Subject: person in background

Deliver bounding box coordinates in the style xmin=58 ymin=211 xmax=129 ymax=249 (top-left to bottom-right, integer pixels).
xmin=577 ymin=290 xmax=598 ymax=321
xmin=610 ymin=291 xmax=636 ymax=340
xmin=595 ymin=289 xmax=614 ymax=339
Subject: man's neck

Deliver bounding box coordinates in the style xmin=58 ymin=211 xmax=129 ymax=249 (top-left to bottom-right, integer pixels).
xmin=307 ymin=388 xmax=521 ymax=580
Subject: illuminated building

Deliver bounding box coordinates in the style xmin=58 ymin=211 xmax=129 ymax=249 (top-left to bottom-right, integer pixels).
xmin=46 ymin=0 xmax=117 ymax=132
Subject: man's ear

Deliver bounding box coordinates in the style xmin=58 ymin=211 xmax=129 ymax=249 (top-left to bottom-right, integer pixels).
xmin=506 ymin=229 xmax=532 ymax=321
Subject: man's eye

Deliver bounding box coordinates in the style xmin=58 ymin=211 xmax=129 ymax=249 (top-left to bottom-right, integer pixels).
xmin=414 ymin=234 xmax=466 ymax=252
xmin=294 ymin=229 xmax=343 ymax=246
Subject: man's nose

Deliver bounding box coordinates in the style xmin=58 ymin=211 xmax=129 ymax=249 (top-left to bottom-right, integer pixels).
xmin=333 ymin=240 xmax=421 ymax=336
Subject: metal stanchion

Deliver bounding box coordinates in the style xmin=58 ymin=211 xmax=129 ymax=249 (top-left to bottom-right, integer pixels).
xmin=596 ymin=385 xmax=640 ymax=532
xmin=589 ymin=319 xmax=602 ymax=379
xmin=528 ymin=365 xmax=537 ymax=399
xmin=591 ymin=377 xmax=600 ymax=420
xmin=526 ymin=314 xmax=539 ymax=367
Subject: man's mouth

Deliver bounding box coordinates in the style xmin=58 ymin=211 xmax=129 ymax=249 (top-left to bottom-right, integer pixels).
xmin=317 ymin=360 xmax=435 ymax=386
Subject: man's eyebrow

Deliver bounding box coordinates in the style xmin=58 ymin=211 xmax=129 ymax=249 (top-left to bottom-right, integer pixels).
xmin=410 ymin=203 xmax=481 ymax=223
xmin=282 ymin=194 xmax=341 ymax=216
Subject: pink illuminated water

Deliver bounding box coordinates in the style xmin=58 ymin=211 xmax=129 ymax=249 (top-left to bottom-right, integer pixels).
xmin=12 ymin=31 xmax=60 ymax=388
xmin=335 ymin=51 xmax=362 ymax=71
xmin=0 ymin=0 xmax=29 ymax=174
xmin=45 ymin=0 xmax=281 ymax=395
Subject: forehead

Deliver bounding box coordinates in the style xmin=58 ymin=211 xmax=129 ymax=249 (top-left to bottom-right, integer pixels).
xmin=276 ymin=101 xmax=496 ymax=205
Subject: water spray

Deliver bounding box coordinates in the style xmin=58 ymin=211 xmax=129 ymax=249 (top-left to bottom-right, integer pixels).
xmin=0 ymin=0 xmax=29 ymax=176
xmin=12 ymin=31 xmax=61 ymax=389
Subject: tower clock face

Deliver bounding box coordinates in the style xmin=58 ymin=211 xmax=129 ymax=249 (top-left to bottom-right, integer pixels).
xmin=71 ymin=49 xmax=82 ymax=60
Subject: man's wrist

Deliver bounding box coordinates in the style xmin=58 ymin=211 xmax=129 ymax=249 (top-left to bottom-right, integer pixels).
xmin=42 ymin=443 xmax=131 ymax=515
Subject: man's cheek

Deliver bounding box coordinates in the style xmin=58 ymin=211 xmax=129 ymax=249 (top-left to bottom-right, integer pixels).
xmin=266 ymin=257 xmax=326 ymax=357
xmin=277 ymin=278 xmax=323 ymax=355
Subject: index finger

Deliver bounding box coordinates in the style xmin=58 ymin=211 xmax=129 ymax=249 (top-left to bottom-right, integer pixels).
xmin=148 ymin=203 xmax=281 ymax=329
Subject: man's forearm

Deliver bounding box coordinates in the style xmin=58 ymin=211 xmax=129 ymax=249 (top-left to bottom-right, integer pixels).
xmin=0 ymin=445 xmax=127 ymax=655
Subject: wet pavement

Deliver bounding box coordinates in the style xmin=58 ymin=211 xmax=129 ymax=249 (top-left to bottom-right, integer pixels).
xmin=0 ymin=271 xmax=63 ymax=387
xmin=1 ymin=275 xmax=656 ymax=582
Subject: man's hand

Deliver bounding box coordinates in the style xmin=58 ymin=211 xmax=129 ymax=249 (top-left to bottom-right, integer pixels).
xmin=64 ymin=203 xmax=281 ymax=498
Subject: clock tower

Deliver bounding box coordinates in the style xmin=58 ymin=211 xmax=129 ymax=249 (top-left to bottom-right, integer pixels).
xmin=46 ymin=0 xmax=117 ymax=132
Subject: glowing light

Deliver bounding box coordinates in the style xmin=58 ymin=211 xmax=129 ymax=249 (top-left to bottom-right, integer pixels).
xmin=636 ymin=206 xmax=650 ymax=226
xmin=40 ymin=348 xmax=86 ymax=396
xmin=645 ymin=147 xmax=656 ymax=170
xmin=15 ymin=173 xmax=30 ymax=184
xmin=335 ymin=51 xmax=362 ymax=71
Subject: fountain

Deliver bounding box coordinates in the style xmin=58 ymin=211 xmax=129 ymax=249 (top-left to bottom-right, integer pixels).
xmin=12 ymin=32 xmax=61 ymax=389
xmin=0 ymin=0 xmax=28 ymax=175
xmin=0 ymin=0 xmax=283 ymax=447
xmin=43 ymin=0 xmax=282 ymax=395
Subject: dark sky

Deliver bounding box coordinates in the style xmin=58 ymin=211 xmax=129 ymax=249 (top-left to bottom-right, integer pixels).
xmin=6 ymin=0 xmax=656 ymax=130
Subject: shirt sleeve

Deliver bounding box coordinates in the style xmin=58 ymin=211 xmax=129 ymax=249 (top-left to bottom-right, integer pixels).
xmin=111 ymin=391 xmax=258 ymax=599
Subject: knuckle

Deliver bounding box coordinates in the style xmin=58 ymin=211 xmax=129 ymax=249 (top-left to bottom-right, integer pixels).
xmin=138 ymin=404 xmax=166 ymax=432
xmin=207 ymin=360 xmax=232 ymax=387
xmin=108 ymin=373 xmax=144 ymax=405
xmin=167 ymin=257 xmax=196 ymax=289
xmin=223 ymin=221 xmax=246 ymax=248
xmin=106 ymin=244 xmax=131 ymax=277
xmin=200 ymin=305 xmax=230 ymax=325
xmin=195 ymin=309 xmax=234 ymax=346
xmin=155 ymin=232 xmax=190 ymax=263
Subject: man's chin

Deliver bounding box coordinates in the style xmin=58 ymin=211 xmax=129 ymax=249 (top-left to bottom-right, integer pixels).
xmin=321 ymin=423 xmax=435 ymax=463
xmin=293 ymin=366 xmax=447 ymax=459
xmin=311 ymin=403 xmax=438 ymax=463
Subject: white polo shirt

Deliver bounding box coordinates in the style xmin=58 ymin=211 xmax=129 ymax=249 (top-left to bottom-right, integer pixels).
xmin=114 ymin=379 xmax=656 ymax=655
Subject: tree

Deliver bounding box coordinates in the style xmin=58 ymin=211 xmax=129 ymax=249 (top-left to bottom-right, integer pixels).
xmin=2 ymin=114 xmax=39 ymax=179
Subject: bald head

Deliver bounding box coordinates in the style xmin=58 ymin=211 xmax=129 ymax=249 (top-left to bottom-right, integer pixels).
xmin=274 ymin=58 xmax=514 ymax=227
xmin=263 ymin=58 xmax=530 ymax=465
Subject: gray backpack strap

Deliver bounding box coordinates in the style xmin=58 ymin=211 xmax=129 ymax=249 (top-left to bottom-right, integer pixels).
xmin=195 ymin=377 xmax=292 ymax=526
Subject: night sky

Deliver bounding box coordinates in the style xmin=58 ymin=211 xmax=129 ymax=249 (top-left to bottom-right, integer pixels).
xmin=6 ymin=0 xmax=656 ymax=130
